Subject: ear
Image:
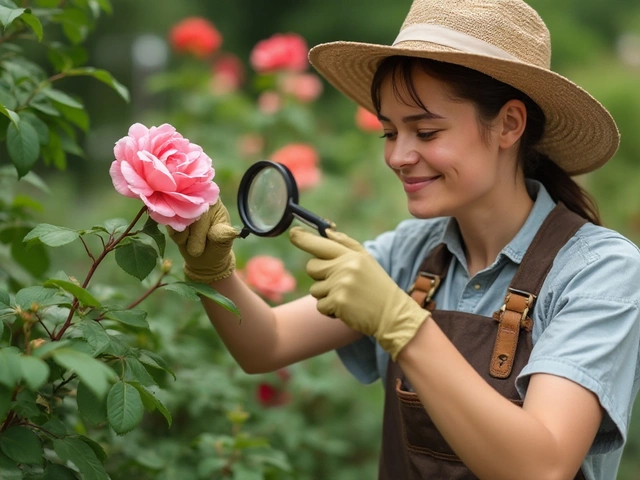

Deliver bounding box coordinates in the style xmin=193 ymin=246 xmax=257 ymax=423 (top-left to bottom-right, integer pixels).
xmin=498 ymin=99 xmax=527 ymax=150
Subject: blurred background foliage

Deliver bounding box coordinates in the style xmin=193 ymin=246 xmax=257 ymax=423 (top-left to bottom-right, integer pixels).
xmin=2 ymin=0 xmax=640 ymax=478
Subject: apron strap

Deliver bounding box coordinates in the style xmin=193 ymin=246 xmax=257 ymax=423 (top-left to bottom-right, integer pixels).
xmin=408 ymin=243 xmax=452 ymax=310
xmin=490 ymin=202 xmax=587 ymax=378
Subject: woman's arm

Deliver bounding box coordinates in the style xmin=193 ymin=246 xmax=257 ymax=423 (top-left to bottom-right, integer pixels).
xmin=201 ymin=272 xmax=363 ymax=374
xmin=399 ymin=320 xmax=603 ymax=480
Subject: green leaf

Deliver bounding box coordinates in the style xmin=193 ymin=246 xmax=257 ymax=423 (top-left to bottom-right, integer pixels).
xmin=23 ymin=223 xmax=79 ymax=247
xmin=0 ymin=348 xmax=21 ymax=388
xmin=170 ymin=282 xmax=240 ymax=317
xmin=55 ymin=102 xmax=89 ymax=132
xmin=77 ymin=382 xmax=107 ymax=425
xmin=0 ymin=104 xmax=19 ymax=126
xmin=31 ymin=339 xmax=71 ymax=359
xmin=78 ymin=435 xmax=106 ymax=464
xmin=19 ymin=11 xmax=43 ymax=41
xmin=0 ymin=384 xmax=11 ymax=421
xmin=7 ymin=118 xmax=40 ymax=178
xmin=42 ymin=89 xmax=83 ymax=109
xmin=54 ymin=7 xmax=88 ymax=45
xmin=106 ymin=382 xmax=143 ymax=435
xmin=103 ymin=218 xmax=128 ymax=234
xmin=53 ymin=437 xmax=108 ymax=480
xmin=0 ymin=6 xmax=25 ymax=28
xmin=124 ymin=357 xmax=156 ymax=387
xmin=137 ymin=350 xmax=175 ymax=380
xmin=103 ymin=309 xmax=148 ymax=329
xmin=0 ymin=426 xmax=43 ymax=465
xmin=78 ymin=320 xmax=111 ymax=356
xmin=115 ymin=238 xmax=158 ymax=280
xmin=43 ymin=279 xmax=100 ymax=308
xmin=51 ymin=349 xmax=116 ymax=399
xmin=0 ymin=289 xmax=9 ymax=307
xmin=18 ymin=355 xmax=49 ymax=390
xmin=91 ymin=0 xmax=111 ymax=14
xmin=43 ymin=463 xmax=79 ymax=480
xmin=19 ymin=111 xmax=49 ymax=145
xmin=142 ymin=217 xmax=165 ymax=257
xmin=14 ymin=286 xmax=57 ymax=310
xmin=0 ymin=450 xmax=21 ymax=479
xmin=130 ymin=382 xmax=171 ymax=428
xmin=65 ymin=67 xmax=129 ymax=102
xmin=41 ymin=131 xmax=66 ymax=170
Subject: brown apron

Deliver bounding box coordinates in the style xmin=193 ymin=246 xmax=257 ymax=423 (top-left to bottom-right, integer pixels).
xmin=379 ymin=203 xmax=588 ymax=480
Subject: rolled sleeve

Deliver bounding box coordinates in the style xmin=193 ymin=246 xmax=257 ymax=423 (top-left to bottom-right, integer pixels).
xmin=516 ymin=235 xmax=640 ymax=454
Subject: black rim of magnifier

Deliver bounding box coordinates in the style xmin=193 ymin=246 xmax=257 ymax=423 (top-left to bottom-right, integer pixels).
xmin=237 ymin=160 xmax=298 ymax=238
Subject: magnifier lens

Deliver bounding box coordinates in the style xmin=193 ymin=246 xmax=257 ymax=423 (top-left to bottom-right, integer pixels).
xmin=247 ymin=166 xmax=289 ymax=231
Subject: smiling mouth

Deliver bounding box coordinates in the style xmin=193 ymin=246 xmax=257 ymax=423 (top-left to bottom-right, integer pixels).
xmin=401 ymin=175 xmax=441 ymax=193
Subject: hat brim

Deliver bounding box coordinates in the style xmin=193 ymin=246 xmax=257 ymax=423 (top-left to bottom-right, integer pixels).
xmin=309 ymin=40 xmax=620 ymax=176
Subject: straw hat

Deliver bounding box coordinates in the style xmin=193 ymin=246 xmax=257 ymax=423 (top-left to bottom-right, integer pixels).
xmin=309 ymin=0 xmax=620 ymax=175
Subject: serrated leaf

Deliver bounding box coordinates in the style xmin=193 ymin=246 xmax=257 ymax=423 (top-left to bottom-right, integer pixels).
xmin=18 ymin=355 xmax=49 ymax=390
xmin=51 ymin=349 xmax=116 ymax=398
xmin=65 ymin=67 xmax=129 ymax=102
xmin=0 ymin=6 xmax=25 ymax=27
xmin=14 ymin=285 xmax=59 ymax=310
xmin=0 ymin=348 xmax=21 ymax=388
xmin=103 ymin=309 xmax=148 ymax=329
xmin=78 ymin=320 xmax=111 ymax=356
xmin=24 ymin=223 xmax=79 ymax=247
xmin=115 ymin=238 xmax=157 ymax=280
xmin=171 ymin=282 xmax=240 ymax=317
xmin=19 ymin=11 xmax=43 ymax=41
xmin=77 ymin=382 xmax=107 ymax=425
xmin=0 ymin=426 xmax=43 ymax=464
xmin=78 ymin=435 xmax=106 ymax=464
xmin=130 ymin=382 xmax=171 ymax=428
xmin=106 ymin=382 xmax=143 ymax=435
xmin=142 ymin=217 xmax=165 ymax=257
xmin=42 ymin=89 xmax=83 ymax=109
xmin=103 ymin=218 xmax=128 ymax=234
xmin=137 ymin=350 xmax=175 ymax=379
xmin=43 ymin=463 xmax=78 ymax=480
xmin=124 ymin=357 xmax=156 ymax=387
xmin=7 ymin=118 xmax=40 ymax=178
xmin=43 ymin=279 xmax=100 ymax=308
xmin=53 ymin=437 xmax=107 ymax=480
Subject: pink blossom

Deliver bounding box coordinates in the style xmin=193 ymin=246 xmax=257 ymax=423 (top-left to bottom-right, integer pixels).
xmin=270 ymin=143 xmax=321 ymax=190
xmin=250 ymin=33 xmax=308 ymax=73
xmin=110 ymin=123 xmax=219 ymax=232
xmin=258 ymin=91 xmax=282 ymax=115
xmin=279 ymin=73 xmax=323 ymax=103
xmin=355 ymin=106 xmax=383 ymax=132
xmin=211 ymin=53 xmax=245 ymax=94
xmin=169 ymin=17 xmax=222 ymax=58
xmin=238 ymin=133 xmax=264 ymax=157
xmin=243 ymin=256 xmax=296 ymax=302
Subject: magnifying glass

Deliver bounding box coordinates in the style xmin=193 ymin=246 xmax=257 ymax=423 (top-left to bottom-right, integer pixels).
xmin=237 ymin=160 xmax=334 ymax=238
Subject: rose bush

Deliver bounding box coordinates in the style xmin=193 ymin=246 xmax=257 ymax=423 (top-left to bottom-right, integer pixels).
xmin=270 ymin=143 xmax=321 ymax=190
xmin=250 ymin=33 xmax=309 ymax=73
xmin=243 ymin=255 xmax=296 ymax=302
xmin=110 ymin=123 xmax=220 ymax=231
xmin=169 ymin=17 xmax=223 ymax=58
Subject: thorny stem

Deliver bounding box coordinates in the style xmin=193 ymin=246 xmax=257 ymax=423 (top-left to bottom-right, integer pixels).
xmin=80 ymin=237 xmax=96 ymax=262
xmin=53 ymin=374 xmax=77 ymax=396
xmin=23 ymin=422 xmax=60 ymax=439
xmin=53 ymin=206 xmax=148 ymax=340
xmin=36 ymin=313 xmax=54 ymax=340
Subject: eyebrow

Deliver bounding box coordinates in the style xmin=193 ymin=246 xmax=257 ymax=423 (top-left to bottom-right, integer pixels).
xmin=378 ymin=111 xmax=445 ymax=123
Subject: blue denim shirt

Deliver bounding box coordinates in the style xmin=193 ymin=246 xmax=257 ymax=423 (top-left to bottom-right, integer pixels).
xmin=336 ymin=180 xmax=640 ymax=480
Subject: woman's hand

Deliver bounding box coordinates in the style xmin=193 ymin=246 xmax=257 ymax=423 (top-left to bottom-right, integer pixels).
xmin=289 ymin=226 xmax=430 ymax=360
xmin=167 ymin=198 xmax=240 ymax=283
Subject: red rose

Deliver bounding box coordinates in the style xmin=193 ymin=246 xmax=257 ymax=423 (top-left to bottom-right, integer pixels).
xmin=250 ymin=33 xmax=308 ymax=73
xmin=243 ymin=256 xmax=296 ymax=303
xmin=211 ymin=53 xmax=244 ymax=94
xmin=355 ymin=106 xmax=383 ymax=132
xmin=256 ymin=383 xmax=291 ymax=407
xmin=169 ymin=17 xmax=222 ymax=58
xmin=270 ymin=143 xmax=321 ymax=191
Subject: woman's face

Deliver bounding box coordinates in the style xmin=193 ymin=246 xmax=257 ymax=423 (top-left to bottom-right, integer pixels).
xmin=379 ymin=70 xmax=513 ymax=220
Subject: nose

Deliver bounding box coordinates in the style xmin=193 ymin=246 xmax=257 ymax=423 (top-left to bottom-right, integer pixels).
xmin=386 ymin=137 xmax=421 ymax=170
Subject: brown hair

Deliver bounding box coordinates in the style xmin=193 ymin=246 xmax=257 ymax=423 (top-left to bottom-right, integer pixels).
xmin=371 ymin=56 xmax=601 ymax=225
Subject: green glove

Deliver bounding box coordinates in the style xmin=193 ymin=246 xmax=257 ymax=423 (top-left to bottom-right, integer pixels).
xmin=289 ymin=227 xmax=431 ymax=360
xmin=167 ymin=199 xmax=240 ymax=283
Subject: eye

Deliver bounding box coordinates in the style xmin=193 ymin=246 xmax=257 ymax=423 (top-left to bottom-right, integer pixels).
xmin=417 ymin=131 xmax=438 ymax=140
xmin=380 ymin=131 xmax=397 ymax=140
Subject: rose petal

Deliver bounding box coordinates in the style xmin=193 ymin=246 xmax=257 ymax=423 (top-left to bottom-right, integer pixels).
xmin=149 ymin=211 xmax=191 ymax=232
xmin=140 ymin=192 xmax=175 ymax=217
xmin=120 ymin=161 xmax=154 ymax=197
xmin=109 ymin=161 xmax=139 ymax=198
xmin=138 ymin=150 xmax=178 ymax=192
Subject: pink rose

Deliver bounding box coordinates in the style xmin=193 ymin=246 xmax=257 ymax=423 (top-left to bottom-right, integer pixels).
xmin=355 ymin=106 xmax=383 ymax=132
xmin=279 ymin=73 xmax=323 ymax=103
xmin=250 ymin=33 xmax=308 ymax=73
xmin=243 ymin=255 xmax=296 ymax=302
xmin=270 ymin=143 xmax=321 ymax=191
xmin=211 ymin=53 xmax=245 ymax=94
xmin=110 ymin=123 xmax=220 ymax=232
xmin=169 ymin=17 xmax=222 ymax=58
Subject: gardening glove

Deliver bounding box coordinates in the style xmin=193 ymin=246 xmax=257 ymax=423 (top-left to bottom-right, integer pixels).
xmin=289 ymin=227 xmax=431 ymax=360
xmin=167 ymin=199 xmax=240 ymax=283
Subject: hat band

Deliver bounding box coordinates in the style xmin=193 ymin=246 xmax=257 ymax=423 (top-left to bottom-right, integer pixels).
xmin=393 ymin=24 xmax=519 ymax=61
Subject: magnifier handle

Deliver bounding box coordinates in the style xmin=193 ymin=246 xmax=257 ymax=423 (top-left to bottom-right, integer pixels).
xmin=289 ymin=202 xmax=333 ymax=238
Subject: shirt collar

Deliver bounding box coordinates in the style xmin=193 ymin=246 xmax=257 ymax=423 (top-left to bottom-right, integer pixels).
xmin=440 ymin=180 xmax=557 ymax=272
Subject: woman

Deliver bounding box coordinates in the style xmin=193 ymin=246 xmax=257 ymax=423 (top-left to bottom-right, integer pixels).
xmin=168 ymin=0 xmax=640 ymax=478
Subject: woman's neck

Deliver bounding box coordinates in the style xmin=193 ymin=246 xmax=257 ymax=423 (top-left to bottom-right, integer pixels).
xmin=455 ymin=179 xmax=535 ymax=277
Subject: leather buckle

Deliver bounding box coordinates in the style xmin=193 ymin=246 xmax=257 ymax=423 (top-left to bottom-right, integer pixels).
xmin=499 ymin=288 xmax=536 ymax=326
xmin=408 ymin=272 xmax=441 ymax=308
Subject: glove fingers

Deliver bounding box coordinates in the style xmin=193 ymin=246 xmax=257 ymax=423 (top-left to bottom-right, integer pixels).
xmin=209 ymin=223 xmax=239 ymax=244
xmin=309 ymin=279 xmax=330 ymax=300
xmin=185 ymin=214 xmax=211 ymax=257
xmin=306 ymin=258 xmax=333 ymax=281
xmin=326 ymin=229 xmax=365 ymax=252
xmin=316 ymin=296 xmax=336 ymax=318
xmin=167 ymin=225 xmax=189 ymax=245
xmin=290 ymin=227 xmax=349 ymax=260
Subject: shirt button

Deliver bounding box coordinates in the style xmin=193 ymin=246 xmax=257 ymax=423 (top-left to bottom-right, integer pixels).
xmin=473 ymin=283 xmax=481 ymax=290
